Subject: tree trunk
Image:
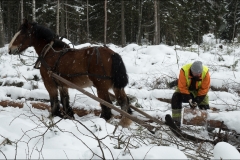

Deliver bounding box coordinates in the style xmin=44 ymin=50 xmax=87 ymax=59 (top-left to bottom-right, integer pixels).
xmin=232 ymin=0 xmax=238 ymax=43
xmin=56 ymin=0 xmax=60 ymax=35
xmin=87 ymin=0 xmax=89 ymax=42
xmin=20 ymin=0 xmax=23 ymax=22
xmin=60 ymin=1 xmax=65 ymax=37
xmin=104 ymin=0 xmax=107 ymax=45
xmin=198 ymin=4 xmax=200 ymax=54
xmin=78 ymin=14 xmax=81 ymax=44
xmin=0 ymin=1 xmax=5 ymax=47
xmin=154 ymin=0 xmax=159 ymax=45
xmin=157 ymin=0 xmax=160 ymax=43
xmin=32 ymin=0 xmax=36 ymax=21
xmin=137 ymin=0 xmax=142 ymax=44
xmin=121 ymin=1 xmax=125 ymax=47
xmin=7 ymin=1 xmax=11 ymax=42
xmin=65 ymin=1 xmax=69 ymax=39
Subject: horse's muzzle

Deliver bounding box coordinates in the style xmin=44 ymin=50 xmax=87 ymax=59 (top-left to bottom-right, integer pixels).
xmin=8 ymin=46 xmax=19 ymax=55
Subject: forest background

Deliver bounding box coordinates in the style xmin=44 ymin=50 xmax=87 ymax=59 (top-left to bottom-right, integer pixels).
xmin=0 ymin=0 xmax=240 ymax=159
xmin=0 ymin=0 xmax=239 ymax=48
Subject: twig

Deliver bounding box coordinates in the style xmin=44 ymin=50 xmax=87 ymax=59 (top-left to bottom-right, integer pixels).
xmin=0 ymin=150 xmax=7 ymax=160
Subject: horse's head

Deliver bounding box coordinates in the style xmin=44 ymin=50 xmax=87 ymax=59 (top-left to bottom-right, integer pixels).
xmin=8 ymin=19 xmax=34 ymax=55
xmin=9 ymin=19 xmax=65 ymax=55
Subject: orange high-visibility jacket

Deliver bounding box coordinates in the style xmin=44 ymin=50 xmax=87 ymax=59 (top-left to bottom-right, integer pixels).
xmin=178 ymin=63 xmax=210 ymax=96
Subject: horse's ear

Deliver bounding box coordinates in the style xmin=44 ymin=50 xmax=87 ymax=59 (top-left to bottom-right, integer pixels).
xmin=22 ymin=18 xmax=28 ymax=24
xmin=19 ymin=18 xmax=30 ymax=32
xmin=22 ymin=18 xmax=32 ymax=30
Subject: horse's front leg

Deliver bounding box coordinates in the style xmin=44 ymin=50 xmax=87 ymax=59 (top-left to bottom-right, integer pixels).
xmin=41 ymin=76 xmax=62 ymax=118
xmin=59 ymin=86 xmax=74 ymax=119
xmin=49 ymin=95 xmax=63 ymax=118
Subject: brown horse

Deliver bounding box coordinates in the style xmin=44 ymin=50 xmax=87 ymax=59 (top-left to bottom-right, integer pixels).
xmin=8 ymin=19 xmax=132 ymax=123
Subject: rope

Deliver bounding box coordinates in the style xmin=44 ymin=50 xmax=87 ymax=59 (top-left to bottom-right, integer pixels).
xmin=18 ymin=54 xmax=37 ymax=66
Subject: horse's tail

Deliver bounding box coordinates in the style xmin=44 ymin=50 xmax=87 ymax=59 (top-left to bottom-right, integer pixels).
xmin=111 ymin=53 xmax=128 ymax=89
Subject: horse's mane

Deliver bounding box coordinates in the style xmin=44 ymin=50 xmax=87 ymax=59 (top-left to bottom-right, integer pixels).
xmin=52 ymin=39 xmax=70 ymax=48
xmin=19 ymin=21 xmax=70 ymax=48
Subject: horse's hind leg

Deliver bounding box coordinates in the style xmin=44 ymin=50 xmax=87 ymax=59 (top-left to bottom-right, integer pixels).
xmin=113 ymin=88 xmax=132 ymax=114
xmin=96 ymin=87 xmax=112 ymax=120
xmin=59 ymin=86 xmax=74 ymax=119
xmin=113 ymin=88 xmax=133 ymax=127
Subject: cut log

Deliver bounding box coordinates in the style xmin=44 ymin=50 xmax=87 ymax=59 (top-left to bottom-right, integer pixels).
xmin=0 ymin=100 xmax=101 ymax=117
xmin=0 ymin=100 xmax=24 ymax=108
xmin=183 ymin=108 xmax=228 ymax=129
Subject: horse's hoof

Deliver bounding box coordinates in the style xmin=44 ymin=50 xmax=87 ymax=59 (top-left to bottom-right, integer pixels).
xmin=48 ymin=114 xmax=53 ymax=119
xmin=100 ymin=113 xmax=113 ymax=121
xmin=49 ymin=111 xmax=64 ymax=119
xmin=119 ymin=116 xmax=132 ymax=128
xmin=57 ymin=114 xmax=64 ymax=118
xmin=63 ymin=114 xmax=75 ymax=120
xmin=100 ymin=110 xmax=113 ymax=121
xmin=62 ymin=110 xmax=75 ymax=120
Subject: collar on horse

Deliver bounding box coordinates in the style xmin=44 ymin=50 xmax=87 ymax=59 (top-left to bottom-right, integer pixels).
xmin=34 ymin=41 xmax=54 ymax=69
xmin=34 ymin=43 xmax=112 ymax=80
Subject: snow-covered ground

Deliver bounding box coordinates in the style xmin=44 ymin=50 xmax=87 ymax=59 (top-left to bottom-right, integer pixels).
xmin=0 ymin=34 xmax=240 ymax=159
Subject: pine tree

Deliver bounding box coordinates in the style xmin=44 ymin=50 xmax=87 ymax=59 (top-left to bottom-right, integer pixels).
xmin=211 ymin=0 xmax=227 ymax=43
xmin=88 ymin=1 xmax=104 ymax=43
xmin=221 ymin=0 xmax=240 ymax=42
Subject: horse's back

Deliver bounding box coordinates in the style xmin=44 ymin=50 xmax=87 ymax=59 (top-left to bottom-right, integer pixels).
xmin=52 ymin=46 xmax=114 ymax=88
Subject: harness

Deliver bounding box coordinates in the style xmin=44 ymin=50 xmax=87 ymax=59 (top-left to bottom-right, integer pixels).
xmin=34 ymin=43 xmax=112 ymax=80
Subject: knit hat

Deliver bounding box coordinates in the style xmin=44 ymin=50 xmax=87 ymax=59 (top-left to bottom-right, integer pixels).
xmin=191 ymin=61 xmax=203 ymax=74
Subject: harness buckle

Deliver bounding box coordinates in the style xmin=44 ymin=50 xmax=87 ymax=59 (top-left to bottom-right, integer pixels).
xmin=48 ymin=70 xmax=53 ymax=77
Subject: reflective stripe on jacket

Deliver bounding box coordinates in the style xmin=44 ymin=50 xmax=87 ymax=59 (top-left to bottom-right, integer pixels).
xmin=178 ymin=63 xmax=210 ymax=96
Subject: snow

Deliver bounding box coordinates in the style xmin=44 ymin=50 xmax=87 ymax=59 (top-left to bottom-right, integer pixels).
xmin=214 ymin=142 xmax=240 ymax=159
xmin=0 ymin=34 xmax=240 ymax=159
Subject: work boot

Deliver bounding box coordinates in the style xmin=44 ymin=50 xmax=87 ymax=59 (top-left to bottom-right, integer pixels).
xmin=172 ymin=109 xmax=182 ymax=128
xmin=174 ymin=120 xmax=181 ymax=128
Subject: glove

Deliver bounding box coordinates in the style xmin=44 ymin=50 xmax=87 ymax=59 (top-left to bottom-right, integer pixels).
xmin=193 ymin=95 xmax=205 ymax=104
xmin=189 ymin=99 xmax=198 ymax=109
xmin=182 ymin=93 xmax=192 ymax=102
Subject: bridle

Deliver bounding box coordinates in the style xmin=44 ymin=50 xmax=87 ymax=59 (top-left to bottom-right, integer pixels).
xmin=14 ymin=27 xmax=33 ymax=55
xmin=11 ymin=26 xmax=38 ymax=66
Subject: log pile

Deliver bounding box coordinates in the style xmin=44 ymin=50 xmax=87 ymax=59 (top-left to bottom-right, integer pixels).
xmin=0 ymin=100 xmax=229 ymax=130
xmin=183 ymin=108 xmax=228 ymax=129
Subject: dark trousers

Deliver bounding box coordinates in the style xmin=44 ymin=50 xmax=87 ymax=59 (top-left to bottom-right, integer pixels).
xmin=171 ymin=92 xmax=210 ymax=110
